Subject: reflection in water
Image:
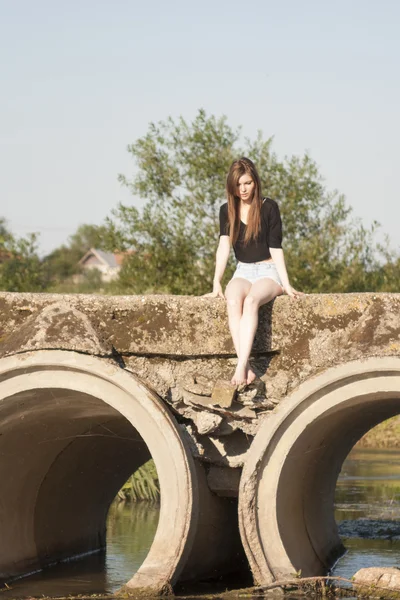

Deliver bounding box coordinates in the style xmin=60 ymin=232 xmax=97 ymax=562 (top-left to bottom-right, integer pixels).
xmin=106 ymin=502 xmax=159 ymax=591
xmin=333 ymin=448 xmax=400 ymax=579
xmin=2 ymin=448 xmax=400 ymax=596
xmin=1 ymin=553 xmax=107 ymax=598
xmin=1 ymin=502 xmax=159 ymax=597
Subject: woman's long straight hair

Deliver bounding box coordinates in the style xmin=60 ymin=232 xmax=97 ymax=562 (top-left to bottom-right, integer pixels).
xmin=225 ymin=157 xmax=263 ymax=246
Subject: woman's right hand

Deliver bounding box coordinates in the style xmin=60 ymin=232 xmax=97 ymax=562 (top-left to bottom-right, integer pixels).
xmin=203 ymin=282 xmax=225 ymax=299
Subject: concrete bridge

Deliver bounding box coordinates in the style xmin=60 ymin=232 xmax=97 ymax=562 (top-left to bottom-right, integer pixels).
xmin=0 ymin=291 xmax=399 ymax=594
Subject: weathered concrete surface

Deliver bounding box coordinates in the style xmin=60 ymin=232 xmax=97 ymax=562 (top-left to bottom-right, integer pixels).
xmin=1 ymin=292 xmax=399 ymax=468
xmin=0 ymin=292 xmax=399 ymax=592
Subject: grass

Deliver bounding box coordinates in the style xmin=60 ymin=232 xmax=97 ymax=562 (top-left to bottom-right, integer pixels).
xmin=356 ymin=415 xmax=400 ymax=449
xmin=118 ymin=459 xmax=160 ymax=503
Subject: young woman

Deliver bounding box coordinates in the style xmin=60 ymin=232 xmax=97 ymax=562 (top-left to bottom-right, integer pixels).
xmin=205 ymin=157 xmax=302 ymax=386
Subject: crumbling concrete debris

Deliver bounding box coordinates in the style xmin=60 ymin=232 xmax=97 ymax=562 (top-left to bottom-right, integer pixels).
xmin=181 ymin=374 xmax=214 ymax=396
xmin=199 ymin=431 xmax=252 ymax=467
xmin=184 ymin=425 xmax=206 ymax=460
xmin=180 ymin=378 xmax=269 ymax=412
xmin=211 ymin=379 xmax=236 ymax=408
xmin=263 ymin=370 xmax=290 ymax=404
xmin=180 ymin=388 xmax=220 ymax=409
xmin=178 ymin=424 xmax=200 ymax=458
xmin=236 ymin=379 xmax=265 ymax=402
xmin=235 ymin=379 xmax=277 ymax=409
xmin=179 ymin=387 xmax=257 ymax=422
xmin=192 ymin=411 xmax=223 ymax=435
xmin=227 ymin=403 xmax=255 ymax=419
xmin=207 ymin=465 xmax=241 ymax=497
xmin=160 ymin=376 xmax=269 ymax=447
xmin=184 ymin=425 xmax=252 ymax=467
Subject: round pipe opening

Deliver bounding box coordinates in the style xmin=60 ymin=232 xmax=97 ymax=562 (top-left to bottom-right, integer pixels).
xmin=239 ymin=357 xmax=400 ymax=585
xmin=0 ymin=351 xmax=197 ymax=594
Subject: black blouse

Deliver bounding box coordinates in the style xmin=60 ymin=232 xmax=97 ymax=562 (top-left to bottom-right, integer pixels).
xmin=219 ymin=198 xmax=283 ymax=263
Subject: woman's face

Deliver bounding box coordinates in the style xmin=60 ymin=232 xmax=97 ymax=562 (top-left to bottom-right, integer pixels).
xmin=237 ymin=173 xmax=255 ymax=202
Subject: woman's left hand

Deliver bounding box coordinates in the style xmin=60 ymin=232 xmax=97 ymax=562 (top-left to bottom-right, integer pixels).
xmin=284 ymin=285 xmax=304 ymax=300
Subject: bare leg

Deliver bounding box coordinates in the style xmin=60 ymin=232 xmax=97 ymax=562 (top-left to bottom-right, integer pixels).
xmin=225 ymin=278 xmax=251 ymax=384
xmin=236 ymin=278 xmax=283 ymax=385
xmin=225 ymin=278 xmax=251 ymax=355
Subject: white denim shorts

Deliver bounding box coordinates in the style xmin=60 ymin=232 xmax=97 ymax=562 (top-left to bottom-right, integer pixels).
xmin=231 ymin=261 xmax=283 ymax=288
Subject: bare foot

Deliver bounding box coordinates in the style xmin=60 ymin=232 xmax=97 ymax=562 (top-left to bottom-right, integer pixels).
xmin=246 ymin=364 xmax=256 ymax=385
xmin=231 ymin=363 xmax=247 ymax=386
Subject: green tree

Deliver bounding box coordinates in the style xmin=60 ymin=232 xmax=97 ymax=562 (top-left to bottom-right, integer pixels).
xmin=105 ymin=110 xmax=238 ymax=294
xmin=106 ymin=109 xmax=398 ymax=294
xmin=118 ymin=459 xmax=160 ymax=502
xmin=246 ymin=138 xmax=399 ymax=292
xmin=0 ymin=219 xmax=45 ymax=292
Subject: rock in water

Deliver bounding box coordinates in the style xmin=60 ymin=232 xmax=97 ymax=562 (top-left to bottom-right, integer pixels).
xmin=354 ymin=567 xmax=400 ymax=594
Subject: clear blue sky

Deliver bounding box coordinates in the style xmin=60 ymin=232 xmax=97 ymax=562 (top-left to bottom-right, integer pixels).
xmin=1 ymin=0 xmax=399 ymax=255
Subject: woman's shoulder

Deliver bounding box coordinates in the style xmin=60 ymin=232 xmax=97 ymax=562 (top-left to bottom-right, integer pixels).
xmin=262 ymin=197 xmax=280 ymax=212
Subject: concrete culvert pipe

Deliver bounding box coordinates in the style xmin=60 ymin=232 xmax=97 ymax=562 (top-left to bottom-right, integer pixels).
xmin=0 ymin=350 xmax=198 ymax=594
xmin=239 ymin=357 xmax=400 ymax=586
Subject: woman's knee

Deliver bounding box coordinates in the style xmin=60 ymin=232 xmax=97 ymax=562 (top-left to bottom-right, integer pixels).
xmin=243 ymin=294 xmax=259 ymax=312
xmin=226 ymin=294 xmax=243 ymax=313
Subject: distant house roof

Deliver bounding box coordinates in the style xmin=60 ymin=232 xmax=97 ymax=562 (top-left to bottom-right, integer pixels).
xmin=78 ymin=248 xmax=119 ymax=268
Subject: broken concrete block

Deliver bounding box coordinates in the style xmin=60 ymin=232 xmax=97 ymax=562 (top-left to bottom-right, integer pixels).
xmin=211 ymin=379 xmax=236 ymax=408
xmin=207 ymin=465 xmax=241 ymax=497
xmin=227 ymin=403 xmax=256 ymax=419
xmin=195 ymin=412 xmax=223 ymax=435
xmin=181 ymin=388 xmax=216 ymax=408
xmin=182 ymin=374 xmax=214 ymax=396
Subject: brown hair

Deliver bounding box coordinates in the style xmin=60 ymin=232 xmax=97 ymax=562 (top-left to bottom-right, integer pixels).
xmin=225 ymin=157 xmax=263 ymax=246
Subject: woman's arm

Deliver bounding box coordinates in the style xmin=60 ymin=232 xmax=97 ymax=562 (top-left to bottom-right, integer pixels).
xmin=204 ymin=235 xmax=231 ymax=298
xmin=270 ymin=247 xmax=303 ymax=299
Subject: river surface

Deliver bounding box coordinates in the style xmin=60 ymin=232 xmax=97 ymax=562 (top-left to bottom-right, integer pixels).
xmin=2 ymin=448 xmax=400 ymax=597
xmin=333 ymin=447 xmax=400 ymax=580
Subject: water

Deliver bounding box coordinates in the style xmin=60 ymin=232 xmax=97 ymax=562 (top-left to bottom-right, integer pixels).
xmin=333 ymin=448 xmax=400 ymax=579
xmin=1 ymin=503 xmax=160 ymax=597
xmin=106 ymin=502 xmax=159 ymax=590
xmin=2 ymin=448 xmax=400 ymax=597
